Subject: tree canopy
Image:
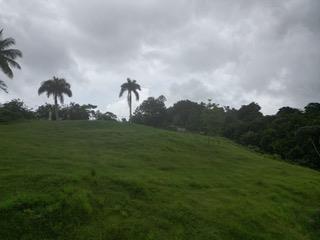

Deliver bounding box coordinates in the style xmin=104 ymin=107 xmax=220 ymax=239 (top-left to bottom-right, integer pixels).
xmin=38 ymin=77 xmax=72 ymax=120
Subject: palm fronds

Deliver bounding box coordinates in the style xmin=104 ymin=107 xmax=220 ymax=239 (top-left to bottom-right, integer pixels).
xmin=0 ymin=80 xmax=8 ymax=93
xmin=0 ymin=29 xmax=22 ymax=79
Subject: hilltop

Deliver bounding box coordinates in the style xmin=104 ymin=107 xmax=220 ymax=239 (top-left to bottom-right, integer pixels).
xmin=0 ymin=121 xmax=319 ymax=239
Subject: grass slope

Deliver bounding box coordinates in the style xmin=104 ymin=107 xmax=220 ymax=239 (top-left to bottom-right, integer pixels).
xmin=0 ymin=121 xmax=319 ymax=240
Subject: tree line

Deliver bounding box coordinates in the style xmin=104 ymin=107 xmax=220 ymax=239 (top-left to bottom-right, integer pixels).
xmin=0 ymin=99 xmax=118 ymax=122
xmin=1 ymin=95 xmax=319 ymax=170
xmin=131 ymin=96 xmax=320 ymax=170
xmin=1 ymin=29 xmax=320 ymax=170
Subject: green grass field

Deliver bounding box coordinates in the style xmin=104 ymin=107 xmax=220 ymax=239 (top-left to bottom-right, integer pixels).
xmin=0 ymin=121 xmax=319 ymax=239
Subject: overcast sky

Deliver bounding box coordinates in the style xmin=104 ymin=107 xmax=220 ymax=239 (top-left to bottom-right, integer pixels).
xmin=0 ymin=0 xmax=319 ymax=118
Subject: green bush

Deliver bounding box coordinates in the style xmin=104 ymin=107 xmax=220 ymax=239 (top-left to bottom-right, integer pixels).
xmin=0 ymin=99 xmax=34 ymax=122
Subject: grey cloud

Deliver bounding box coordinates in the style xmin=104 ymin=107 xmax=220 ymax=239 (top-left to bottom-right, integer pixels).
xmin=170 ymin=79 xmax=213 ymax=103
xmin=0 ymin=0 xmax=319 ymax=116
xmin=59 ymin=0 xmax=195 ymax=67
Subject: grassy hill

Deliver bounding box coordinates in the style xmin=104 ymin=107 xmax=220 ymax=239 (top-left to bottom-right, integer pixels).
xmin=0 ymin=121 xmax=319 ymax=240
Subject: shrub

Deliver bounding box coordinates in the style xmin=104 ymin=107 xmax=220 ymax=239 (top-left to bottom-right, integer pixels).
xmin=0 ymin=99 xmax=34 ymax=122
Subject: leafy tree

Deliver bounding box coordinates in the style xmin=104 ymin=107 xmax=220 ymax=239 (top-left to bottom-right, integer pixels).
xmin=167 ymin=100 xmax=205 ymax=131
xmin=132 ymin=95 xmax=167 ymax=127
xmin=237 ymin=102 xmax=262 ymax=122
xmin=277 ymin=107 xmax=302 ymax=116
xmin=0 ymin=99 xmax=34 ymax=122
xmin=222 ymin=107 xmax=239 ymax=139
xmin=38 ymin=77 xmax=72 ymax=120
xmin=0 ymin=29 xmax=22 ymax=92
xmin=201 ymin=101 xmax=225 ymax=135
xmin=94 ymin=111 xmax=118 ymax=121
xmin=305 ymin=103 xmax=320 ymax=116
xmin=119 ymin=78 xmax=141 ymax=120
xmin=35 ymin=103 xmax=54 ymax=120
xmin=60 ymin=103 xmax=96 ymax=120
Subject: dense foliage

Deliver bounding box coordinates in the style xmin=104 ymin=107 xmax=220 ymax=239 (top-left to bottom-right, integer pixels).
xmin=0 ymin=100 xmax=117 ymax=122
xmin=94 ymin=110 xmax=118 ymax=121
xmin=0 ymin=99 xmax=34 ymax=122
xmin=131 ymin=97 xmax=320 ymax=170
xmin=131 ymin=95 xmax=167 ymax=127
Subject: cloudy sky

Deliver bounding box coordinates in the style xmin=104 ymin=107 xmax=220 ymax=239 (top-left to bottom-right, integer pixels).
xmin=0 ymin=0 xmax=319 ymax=118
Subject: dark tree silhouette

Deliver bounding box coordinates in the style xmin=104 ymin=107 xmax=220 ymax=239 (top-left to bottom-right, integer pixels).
xmin=0 ymin=29 xmax=22 ymax=92
xmin=119 ymin=78 xmax=141 ymax=120
xmin=38 ymin=77 xmax=72 ymax=120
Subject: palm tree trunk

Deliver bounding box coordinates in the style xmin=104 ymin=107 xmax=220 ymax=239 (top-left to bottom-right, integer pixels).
xmin=54 ymin=95 xmax=59 ymax=121
xmin=128 ymin=91 xmax=132 ymax=121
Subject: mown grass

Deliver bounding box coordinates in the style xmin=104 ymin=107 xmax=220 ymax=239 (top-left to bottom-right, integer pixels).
xmin=0 ymin=120 xmax=319 ymax=239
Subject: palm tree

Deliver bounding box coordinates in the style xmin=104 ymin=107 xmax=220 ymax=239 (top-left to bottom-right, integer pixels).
xmin=119 ymin=78 xmax=141 ymax=120
xmin=0 ymin=80 xmax=7 ymax=93
xmin=0 ymin=29 xmax=22 ymax=92
xmin=38 ymin=77 xmax=72 ymax=120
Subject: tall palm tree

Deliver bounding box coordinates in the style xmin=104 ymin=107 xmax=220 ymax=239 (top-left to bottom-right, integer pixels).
xmin=119 ymin=78 xmax=141 ymax=120
xmin=0 ymin=29 xmax=22 ymax=92
xmin=38 ymin=77 xmax=72 ymax=120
